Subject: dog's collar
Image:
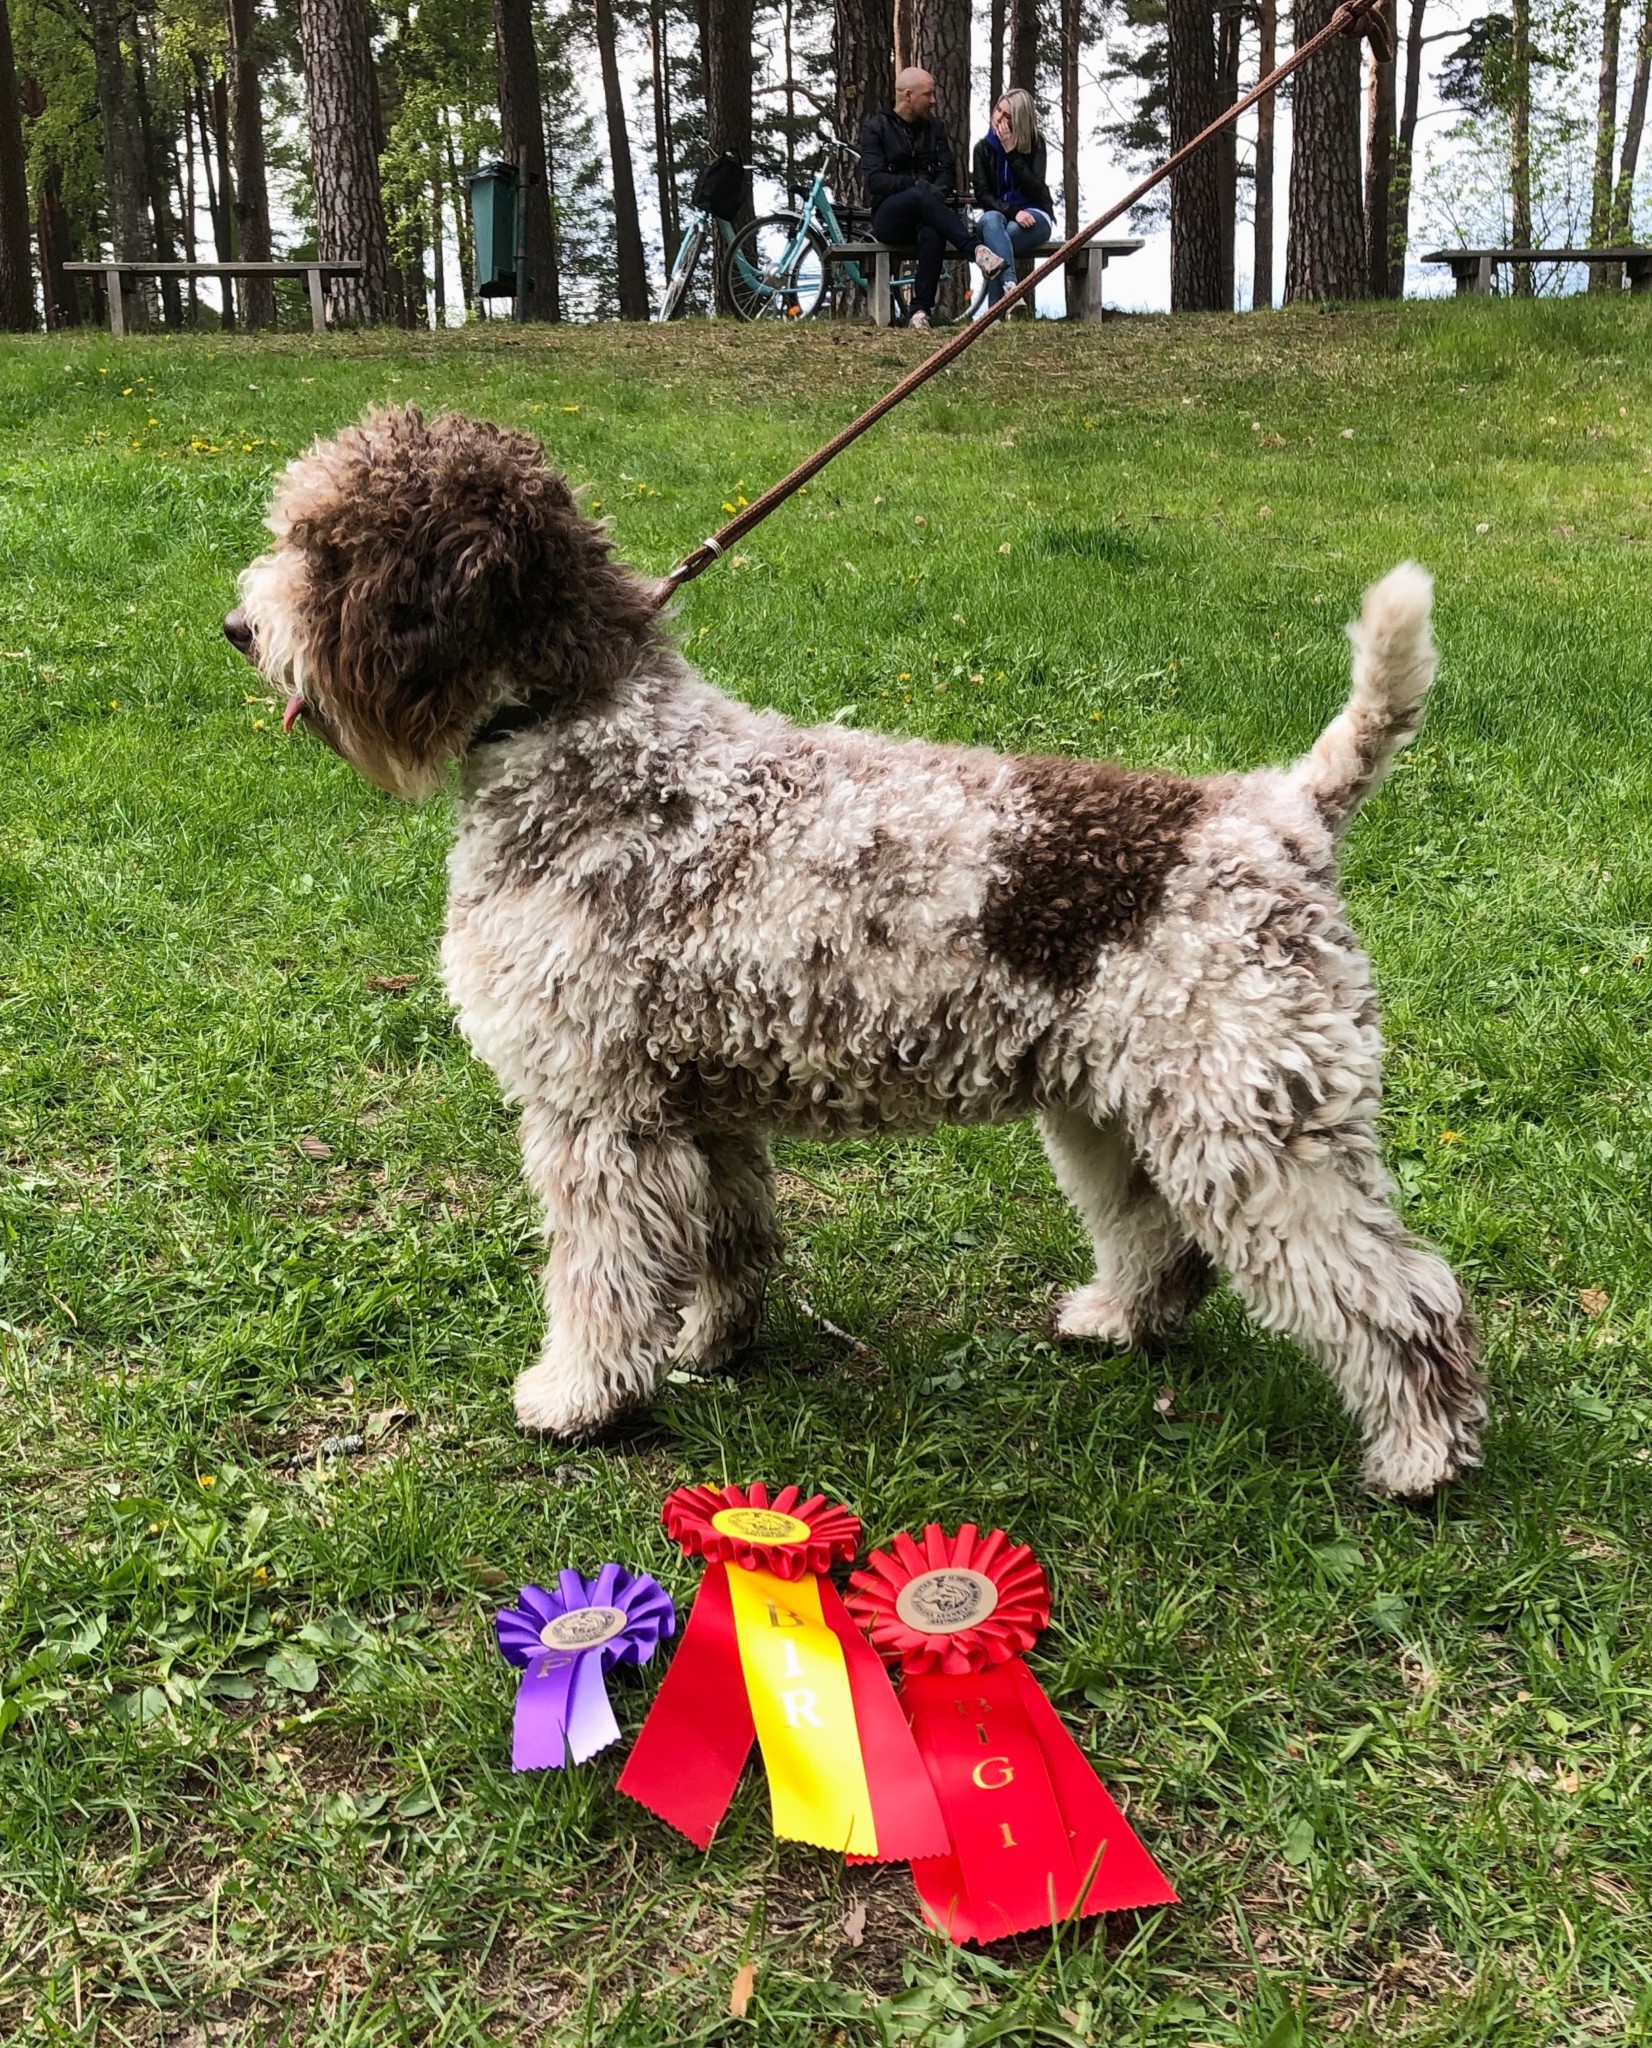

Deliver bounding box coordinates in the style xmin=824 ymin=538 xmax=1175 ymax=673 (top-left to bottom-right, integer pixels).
xmin=470 ymin=693 xmax=559 ymax=752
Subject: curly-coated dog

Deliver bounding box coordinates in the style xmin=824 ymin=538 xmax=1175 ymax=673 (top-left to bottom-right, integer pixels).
xmin=226 ymin=405 xmax=1485 ymax=1497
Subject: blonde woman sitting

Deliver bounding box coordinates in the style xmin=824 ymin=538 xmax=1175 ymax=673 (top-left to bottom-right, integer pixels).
xmin=970 ymin=87 xmax=1055 ymax=314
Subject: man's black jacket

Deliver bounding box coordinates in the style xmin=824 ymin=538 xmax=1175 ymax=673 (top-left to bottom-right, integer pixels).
xmin=857 ymin=110 xmax=960 ymax=203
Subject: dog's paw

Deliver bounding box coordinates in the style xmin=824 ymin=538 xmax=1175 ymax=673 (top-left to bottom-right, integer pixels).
xmin=1361 ymin=1421 xmax=1482 ymax=1500
xmin=513 ymin=1360 xmax=626 ymax=1438
xmin=1050 ymin=1283 xmax=1138 ymax=1348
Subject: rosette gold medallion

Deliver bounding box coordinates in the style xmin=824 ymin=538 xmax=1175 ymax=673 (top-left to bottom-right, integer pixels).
xmin=618 ymin=1484 xmax=948 ymax=1859
xmin=848 ymin=1525 xmax=1177 ymax=1943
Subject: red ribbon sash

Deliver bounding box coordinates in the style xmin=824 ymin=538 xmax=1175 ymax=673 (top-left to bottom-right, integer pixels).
xmin=902 ymin=1661 xmax=1176 ymax=1943
xmin=618 ymin=1560 xmax=753 ymax=1849
xmin=847 ymin=1522 xmax=1176 ymax=1943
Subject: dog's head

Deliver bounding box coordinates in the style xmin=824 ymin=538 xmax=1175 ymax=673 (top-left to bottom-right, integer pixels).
xmin=227 ymin=405 xmax=658 ymax=796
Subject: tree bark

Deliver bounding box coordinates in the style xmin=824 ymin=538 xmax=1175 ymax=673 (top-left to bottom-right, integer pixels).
xmin=1216 ymin=0 xmax=1241 ymax=308
xmin=130 ymin=11 xmax=182 ymax=326
xmin=593 ymin=0 xmax=650 ymax=316
xmin=23 ymin=75 xmax=79 ymax=327
xmin=431 ymin=161 xmax=447 ymax=324
xmin=707 ymin=0 xmax=754 ymax=307
xmin=650 ymin=0 xmax=680 ymax=261
xmin=491 ymin=0 xmax=556 ymax=318
xmin=1612 ymin=0 xmax=1652 ymax=240
xmin=228 ymin=0 xmax=276 ymax=324
xmin=298 ymin=0 xmax=392 ymax=321
xmin=1590 ymin=0 xmax=1622 ymax=274
xmin=1167 ymin=0 xmax=1223 ymax=309
xmin=1285 ymin=0 xmax=1366 ymax=300
xmin=0 ymin=0 xmax=33 ymax=329
xmin=1060 ymin=0 xmax=1080 ymax=235
xmin=1364 ymin=36 xmax=1395 ymax=295
xmin=835 ymin=0 xmax=893 ymax=167
xmin=1254 ymin=0 xmax=1275 ymax=306
xmin=1509 ymin=0 xmax=1533 ymax=291
xmin=192 ymin=76 xmax=234 ymax=327
xmin=87 ymin=0 xmax=154 ymax=328
xmin=990 ymin=0 xmax=1006 ymax=103
xmin=1388 ymin=0 xmax=1424 ymax=293
xmin=446 ymin=119 xmax=476 ymax=312
xmin=1008 ymin=0 xmax=1037 ymax=86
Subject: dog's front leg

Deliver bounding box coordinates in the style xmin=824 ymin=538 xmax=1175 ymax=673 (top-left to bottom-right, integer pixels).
xmin=513 ymin=1111 xmax=710 ymax=1436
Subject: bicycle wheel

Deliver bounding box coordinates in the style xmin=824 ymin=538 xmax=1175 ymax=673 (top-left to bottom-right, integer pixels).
xmin=658 ymin=219 xmax=705 ymax=320
xmin=723 ymin=216 xmax=828 ymax=321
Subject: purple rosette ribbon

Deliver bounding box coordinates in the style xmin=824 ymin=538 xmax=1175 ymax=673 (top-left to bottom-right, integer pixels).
xmin=495 ymin=1565 xmax=675 ymax=1771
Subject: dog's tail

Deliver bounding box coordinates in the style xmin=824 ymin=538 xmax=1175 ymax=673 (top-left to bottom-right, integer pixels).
xmin=1291 ymin=562 xmax=1437 ymax=833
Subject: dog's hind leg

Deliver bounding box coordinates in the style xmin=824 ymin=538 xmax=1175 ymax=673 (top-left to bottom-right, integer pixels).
xmin=513 ymin=1112 xmax=710 ymax=1436
xmin=1131 ymin=1111 xmax=1485 ymax=1496
xmin=1039 ymin=1106 xmax=1215 ymax=1347
xmin=671 ymin=1131 xmax=779 ymax=1371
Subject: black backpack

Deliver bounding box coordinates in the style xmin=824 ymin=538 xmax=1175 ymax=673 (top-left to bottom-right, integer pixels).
xmin=691 ymin=152 xmax=747 ymax=221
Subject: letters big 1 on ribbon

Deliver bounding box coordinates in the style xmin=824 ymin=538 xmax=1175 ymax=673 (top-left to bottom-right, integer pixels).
xmin=847 ymin=1524 xmax=1177 ymax=1944
xmin=617 ymin=1483 xmax=948 ymax=1858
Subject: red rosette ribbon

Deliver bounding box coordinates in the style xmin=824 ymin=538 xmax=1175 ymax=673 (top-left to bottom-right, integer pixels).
xmin=617 ymin=1484 xmax=947 ymax=1861
xmin=847 ymin=1525 xmax=1177 ymax=1944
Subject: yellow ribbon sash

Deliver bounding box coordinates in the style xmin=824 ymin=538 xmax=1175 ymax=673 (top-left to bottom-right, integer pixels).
xmin=724 ymin=1562 xmax=878 ymax=1853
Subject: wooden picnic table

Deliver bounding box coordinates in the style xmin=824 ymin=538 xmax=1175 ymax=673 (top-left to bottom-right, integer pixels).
xmin=1421 ymin=247 xmax=1652 ymax=295
xmin=65 ymin=259 xmax=367 ymax=337
xmin=827 ymin=236 xmax=1145 ymax=325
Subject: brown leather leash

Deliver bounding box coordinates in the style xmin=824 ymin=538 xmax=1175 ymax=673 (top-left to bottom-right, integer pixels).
xmin=652 ymin=0 xmax=1390 ymax=607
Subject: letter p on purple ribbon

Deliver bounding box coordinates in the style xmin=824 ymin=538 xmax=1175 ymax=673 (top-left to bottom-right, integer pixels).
xmin=495 ymin=1565 xmax=675 ymax=1770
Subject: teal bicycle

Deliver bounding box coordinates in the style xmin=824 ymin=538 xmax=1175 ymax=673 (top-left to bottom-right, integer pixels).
xmin=724 ymin=140 xmax=922 ymax=323
xmin=715 ymin=141 xmax=923 ymax=324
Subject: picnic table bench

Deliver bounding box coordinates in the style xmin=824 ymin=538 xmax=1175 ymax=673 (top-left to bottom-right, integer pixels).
xmin=65 ymin=258 xmax=367 ymax=337
xmin=1421 ymin=246 xmax=1652 ymax=295
xmin=827 ymin=235 xmax=1145 ymax=325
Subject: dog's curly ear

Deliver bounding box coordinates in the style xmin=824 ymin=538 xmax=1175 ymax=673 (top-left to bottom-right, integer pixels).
xmin=273 ymin=405 xmax=652 ymax=793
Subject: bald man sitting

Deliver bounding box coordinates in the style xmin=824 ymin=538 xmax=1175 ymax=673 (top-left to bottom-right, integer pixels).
xmin=858 ymin=69 xmax=1005 ymax=329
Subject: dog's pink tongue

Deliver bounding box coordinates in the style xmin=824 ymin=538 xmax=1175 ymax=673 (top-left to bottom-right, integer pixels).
xmin=282 ymin=691 xmax=305 ymax=735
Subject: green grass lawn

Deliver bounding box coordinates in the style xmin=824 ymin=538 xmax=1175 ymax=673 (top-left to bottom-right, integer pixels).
xmin=2 ymin=302 xmax=1650 ymax=2047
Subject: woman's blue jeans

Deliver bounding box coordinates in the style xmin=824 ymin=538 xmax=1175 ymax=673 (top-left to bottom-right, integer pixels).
xmin=975 ymin=208 xmax=1054 ymax=307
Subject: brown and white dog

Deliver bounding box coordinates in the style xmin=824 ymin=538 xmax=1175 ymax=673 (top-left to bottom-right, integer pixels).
xmin=227 ymin=404 xmax=1485 ymax=1495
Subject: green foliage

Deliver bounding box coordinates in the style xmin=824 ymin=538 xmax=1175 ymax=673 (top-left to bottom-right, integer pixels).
xmin=1 ymin=304 xmax=1650 ymax=2043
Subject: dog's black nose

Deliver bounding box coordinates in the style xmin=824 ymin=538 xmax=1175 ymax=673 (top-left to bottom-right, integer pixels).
xmin=223 ymin=608 xmax=255 ymax=659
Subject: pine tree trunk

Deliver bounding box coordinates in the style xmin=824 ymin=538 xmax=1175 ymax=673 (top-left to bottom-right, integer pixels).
xmin=1364 ymin=37 xmax=1395 ymax=295
xmin=593 ymin=0 xmax=650 ymax=316
xmin=228 ymin=0 xmax=276 ymax=324
xmin=1509 ymin=0 xmax=1533 ymax=291
xmin=1388 ymin=0 xmax=1425 ymax=293
xmin=1589 ymin=0 xmax=1623 ymax=282
xmin=431 ymin=164 xmax=447 ymax=324
xmin=706 ymin=0 xmax=754 ymax=309
xmin=1254 ymin=0 xmax=1275 ymax=306
xmin=650 ymin=0 xmax=680 ymax=261
xmin=87 ymin=0 xmax=154 ymax=328
xmin=1167 ymin=0 xmax=1223 ymax=310
xmin=0 ymin=0 xmax=33 ymax=329
xmin=1008 ymin=0 xmax=1037 ymax=86
xmin=23 ymin=75 xmax=80 ymax=327
xmin=192 ymin=77 xmax=233 ymax=327
xmin=1061 ymin=0 xmax=1079 ymax=235
xmin=130 ymin=13 xmax=182 ymax=327
xmin=834 ymin=0 xmax=893 ymax=174
xmin=907 ymin=0 xmax=970 ymax=314
xmin=1612 ymin=0 xmax=1652 ymax=239
xmin=1285 ymin=0 xmax=1366 ymax=300
xmin=990 ymin=0 xmax=1006 ymax=102
xmin=446 ymin=120 xmax=476 ymax=312
xmin=1216 ymin=0 xmax=1241 ymax=308
xmin=492 ymin=0 xmax=558 ymax=318
xmin=298 ymin=0 xmax=393 ymax=322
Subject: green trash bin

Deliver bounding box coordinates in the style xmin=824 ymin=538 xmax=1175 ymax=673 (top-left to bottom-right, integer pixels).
xmin=468 ymin=160 xmax=519 ymax=299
